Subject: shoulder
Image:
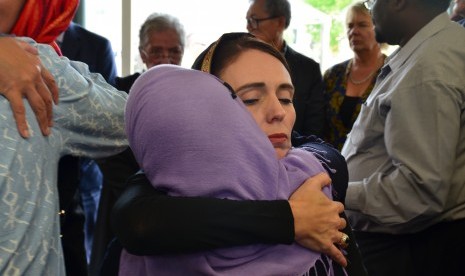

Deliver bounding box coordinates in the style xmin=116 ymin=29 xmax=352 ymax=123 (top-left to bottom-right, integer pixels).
xmin=21 ymin=38 xmax=81 ymax=96
xmin=292 ymin=133 xmax=348 ymax=202
xmin=410 ymin=23 xmax=465 ymax=82
xmin=284 ymin=44 xmax=320 ymax=69
xmin=421 ymin=20 xmax=465 ymax=56
xmin=33 ymin=39 xmax=66 ymax=74
xmin=34 ymin=39 xmax=120 ymax=99
xmin=66 ymin=23 xmax=112 ymax=46
xmin=324 ymin=59 xmax=350 ymax=78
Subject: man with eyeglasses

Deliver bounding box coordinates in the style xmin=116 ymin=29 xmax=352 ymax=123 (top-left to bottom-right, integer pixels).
xmin=246 ymin=0 xmax=325 ymax=137
xmin=342 ymin=0 xmax=465 ymax=275
xmin=115 ymin=13 xmax=185 ymax=93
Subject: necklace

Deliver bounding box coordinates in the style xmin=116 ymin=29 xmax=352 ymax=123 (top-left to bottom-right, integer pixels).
xmin=348 ymin=70 xmax=377 ymax=85
xmin=348 ymin=55 xmax=385 ymax=85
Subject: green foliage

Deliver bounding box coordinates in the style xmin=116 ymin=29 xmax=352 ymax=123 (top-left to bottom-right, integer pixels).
xmin=304 ymin=0 xmax=353 ymax=14
xmin=303 ymin=0 xmax=354 ymax=53
xmin=330 ymin=20 xmax=345 ymax=52
xmin=307 ymin=24 xmax=322 ymax=44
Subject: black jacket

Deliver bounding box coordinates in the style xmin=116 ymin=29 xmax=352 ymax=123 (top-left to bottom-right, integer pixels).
xmin=61 ymin=22 xmax=117 ymax=86
xmin=284 ymin=43 xmax=325 ymax=137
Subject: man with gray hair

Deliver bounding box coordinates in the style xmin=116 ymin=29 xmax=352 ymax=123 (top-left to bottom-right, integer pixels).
xmin=115 ymin=13 xmax=185 ymax=92
xmin=246 ymin=0 xmax=325 ymax=137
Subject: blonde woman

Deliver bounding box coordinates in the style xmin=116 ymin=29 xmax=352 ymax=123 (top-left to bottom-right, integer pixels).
xmin=323 ymin=2 xmax=386 ymax=150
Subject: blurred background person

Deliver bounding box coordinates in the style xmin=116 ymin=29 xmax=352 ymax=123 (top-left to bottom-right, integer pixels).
xmin=323 ymin=2 xmax=385 ymax=150
xmin=115 ymin=13 xmax=185 ymax=93
xmin=246 ymin=0 xmax=324 ymax=137
xmin=89 ymin=12 xmax=186 ymax=275
xmin=451 ymin=0 xmax=465 ymax=25
xmin=58 ymin=21 xmax=117 ymax=86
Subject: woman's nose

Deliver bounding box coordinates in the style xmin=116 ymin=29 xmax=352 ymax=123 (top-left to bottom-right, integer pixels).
xmin=266 ymin=97 xmax=286 ymax=122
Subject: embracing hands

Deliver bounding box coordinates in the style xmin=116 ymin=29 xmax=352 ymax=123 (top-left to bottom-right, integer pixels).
xmin=0 ymin=37 xmax=58 ymax=138
xmin=289 ymin=173 xmax=348 ymax=267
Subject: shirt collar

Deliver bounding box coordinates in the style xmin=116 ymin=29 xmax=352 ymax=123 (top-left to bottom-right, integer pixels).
xmin=386 ymin=12 xmax=450 ymax=73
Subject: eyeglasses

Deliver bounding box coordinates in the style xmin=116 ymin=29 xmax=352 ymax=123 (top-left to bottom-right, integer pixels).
xmin=246 ymin=16 xmax=279 ymax=29
xmin=140 ymin=46 xmax=183 ymax=61
xmin=363 ymin=0 xmax=376 ymax=10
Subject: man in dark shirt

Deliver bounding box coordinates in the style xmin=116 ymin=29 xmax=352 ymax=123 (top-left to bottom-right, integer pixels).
xmin=246 ymin=0 xmax=325 ymax=136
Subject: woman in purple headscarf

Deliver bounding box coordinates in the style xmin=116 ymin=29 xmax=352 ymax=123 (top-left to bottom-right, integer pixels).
xmin=123 ymin=64 xmax=335 ymax=275
xmin=110 ymin=33 xmax=372 ymax=276
xmin=119 ymin=32 xmax=353 ymax=275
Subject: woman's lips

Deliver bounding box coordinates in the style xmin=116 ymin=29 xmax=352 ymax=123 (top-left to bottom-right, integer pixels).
xmin=268 ymin=133 xmax=288 ymax=145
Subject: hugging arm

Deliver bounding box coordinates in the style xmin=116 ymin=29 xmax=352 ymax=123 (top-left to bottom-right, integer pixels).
xmin=112 ymin=138 xmax=350 ymax=267
xmin=112 ymin=173 xmax=348 ymax=266
xmin=0 ymin=37 xmax=58 ymax=138
xmin=111 ymin=173 xmax=294 ymax=255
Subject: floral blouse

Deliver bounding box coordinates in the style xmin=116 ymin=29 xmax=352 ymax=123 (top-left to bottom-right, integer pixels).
xmin=323 ymin=56 xmax=385 ymax=150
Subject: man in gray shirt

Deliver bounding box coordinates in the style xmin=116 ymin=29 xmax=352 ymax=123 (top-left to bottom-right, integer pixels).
xmin=342 ymin=0 xmax=465 ymax=275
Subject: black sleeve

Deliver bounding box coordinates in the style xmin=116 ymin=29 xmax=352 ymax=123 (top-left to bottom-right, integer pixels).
xmin=111 ymin=173 xmax=294 ymax=256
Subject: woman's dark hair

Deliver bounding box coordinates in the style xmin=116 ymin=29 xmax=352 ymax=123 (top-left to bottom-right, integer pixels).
xmin=192 ymin=32 xmax=290 ymax=78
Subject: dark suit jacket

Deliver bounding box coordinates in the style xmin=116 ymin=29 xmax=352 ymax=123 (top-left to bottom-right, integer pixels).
xmin=115 ymin=72 xmax=141 ymax=94
xmin=284 ymin=42 xmax=324 ymax=137
xmin=60 ymin=22 xmax=117 ymax=86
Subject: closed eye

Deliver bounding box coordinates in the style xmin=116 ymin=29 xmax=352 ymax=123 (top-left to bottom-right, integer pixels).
xmin=279 ymin=98 xmax=293 ymax=105
xmin=242 ymin=99 xmax=259 ymax=105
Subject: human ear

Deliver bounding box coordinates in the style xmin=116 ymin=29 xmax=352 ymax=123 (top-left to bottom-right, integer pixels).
xmin=277 ymin=16 xmax=287 ymax=30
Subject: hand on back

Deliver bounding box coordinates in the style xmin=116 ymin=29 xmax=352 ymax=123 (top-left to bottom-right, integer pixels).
xmin=289 ymin=173 xmax=348 ymax=267
xmin=0 ymin=37 xmax=58 ymax=138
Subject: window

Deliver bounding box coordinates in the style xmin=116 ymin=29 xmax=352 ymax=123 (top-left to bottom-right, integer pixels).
xmin=83 ymin=0 xmax=348 ymax=76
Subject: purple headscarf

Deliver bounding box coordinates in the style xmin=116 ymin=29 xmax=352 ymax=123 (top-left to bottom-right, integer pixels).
xmin=123 ymin=65 xmax=334 ymax=275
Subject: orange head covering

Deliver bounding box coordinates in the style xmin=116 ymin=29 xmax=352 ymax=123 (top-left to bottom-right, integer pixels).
xmin=10 ymin=0 xmax=80 ymax=55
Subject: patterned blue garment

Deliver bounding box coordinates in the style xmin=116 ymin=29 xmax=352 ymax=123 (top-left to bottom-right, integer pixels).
xmin=0 ymin=38 xmax=127 ymax=275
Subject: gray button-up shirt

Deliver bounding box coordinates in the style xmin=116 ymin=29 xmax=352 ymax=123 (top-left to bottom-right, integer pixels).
xmin=342 ymin=13 xmax=465 ymax=234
